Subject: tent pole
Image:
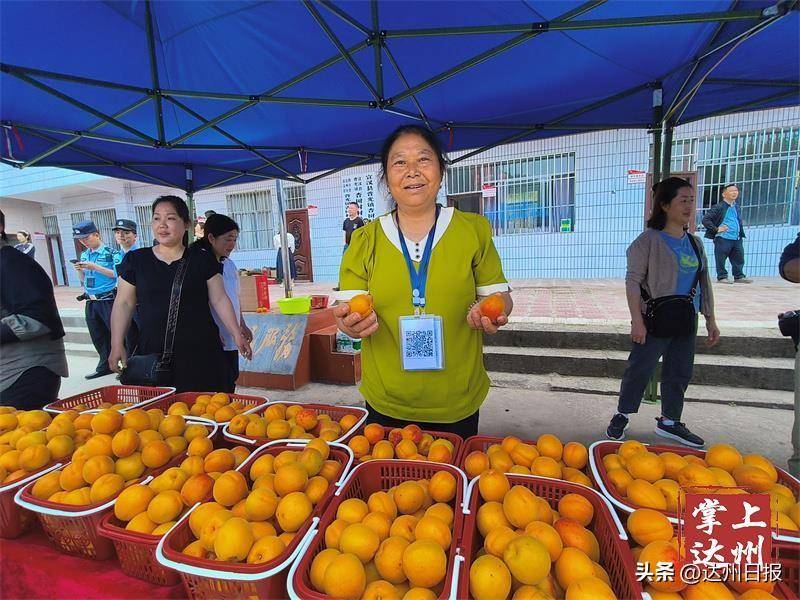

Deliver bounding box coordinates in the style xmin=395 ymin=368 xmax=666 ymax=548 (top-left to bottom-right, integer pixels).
xmin=275 ymin=180 xmax=293 ymax=299
xmin=386 ymin=0 xmax=605 ymax=105
xmin=186 ymin=167 xmax=195 ymax=243
xmin=303 ymin=0 xmax=381 ymax=102
xmin=381 ymin=43 xmax=432 ymax=129
xmin=662 ymin=124 xmax=674 ymax=179
xmin=651 ymin=86 xmax=664 ymax=185
xmin=383 ymin=7 xmax=766 ymax=38
xmin=18 ymin=95 xmax=151 ymax=168
xmin=8 ymin=71 xmax=157 ymax=143
xmin=371 ymin=0 xmax=383 ymax=100
xmin=644 ymin=86 xmax=664 ymax=406
xmin=163 ymin=95 xmax=302 ymax=181
xmin=144 ymin=0 xmax=165 ymax=144
xmin=705 ymin=77 xmax=800 ymax=87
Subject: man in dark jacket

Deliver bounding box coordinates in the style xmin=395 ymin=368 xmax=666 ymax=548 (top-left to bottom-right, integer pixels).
xmin=0 ymin=210 xmax=68 ymax=409
xmin=701 ymin=184 xmax=752 ymax=284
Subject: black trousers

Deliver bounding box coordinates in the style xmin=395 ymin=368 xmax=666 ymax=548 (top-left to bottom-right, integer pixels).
xmin=86 ymin=298 xmax=114 ymax=372
xmin=713 ymin=237 xmax=746 ymax=280
xmin=366 ymin=403 xmax=480 ymax=439
xmin=276 ymin=248 xmax=297 ymax=281
xmin=0 ymin=366 xmax=61 ymax=410
xmin=224 ymin=350 xmax=240 ymax=393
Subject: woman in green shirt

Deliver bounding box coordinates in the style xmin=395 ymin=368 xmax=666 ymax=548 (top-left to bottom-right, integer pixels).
xmin=333 ymin=125 xmax=513 ymax=437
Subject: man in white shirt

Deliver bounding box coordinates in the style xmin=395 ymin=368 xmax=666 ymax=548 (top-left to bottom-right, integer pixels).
xmin=274 ymin=231 xmax=297 ymax=283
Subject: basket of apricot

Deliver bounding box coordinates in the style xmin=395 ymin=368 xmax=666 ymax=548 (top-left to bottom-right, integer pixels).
xmin=347 ymin=423 xmax=463 ymax=465
xmin=14 ymin=409 xmax=216 ymax=560
xmin=223 ymin=401 xmax=368 ymax=446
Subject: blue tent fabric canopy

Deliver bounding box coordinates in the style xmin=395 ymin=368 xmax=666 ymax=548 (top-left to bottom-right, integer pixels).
xmin=1 ymin=0 xmax=798 ymax=191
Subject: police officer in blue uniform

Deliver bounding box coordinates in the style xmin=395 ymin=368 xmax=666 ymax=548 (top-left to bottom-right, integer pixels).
xmin=112 ymin=218 xmax=140 ymax=353
xmin=72 ymin=220 xmax=118 ymax=379
xmin=112 ymin=218 xmax=139 ymax=256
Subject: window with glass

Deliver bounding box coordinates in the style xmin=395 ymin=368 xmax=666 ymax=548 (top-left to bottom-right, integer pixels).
xmin=657 ymin=127 xmax=800 ymax=228
xmin=226 ymin=189 xmax=275 ymax=250
xmin=284 ymin=185 xmax=307 ymax=210
xmin=446 ymin=153 xmax=576 ymax=235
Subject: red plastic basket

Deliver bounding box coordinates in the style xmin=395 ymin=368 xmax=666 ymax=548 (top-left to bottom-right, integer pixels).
xmin=662 ymin=521 xmax=799 ymax=598
xmin=0 ymin=461 xmax=64 ymax=539
xmin=13 ymin=419 xmax=217 ymax=560
xmin=589 ymin=440 xmax=800 ymax=548
xmin=156 ymin=440 xmax=354 ymax=599
xmin=222 ymin=401 xmax=368 ymax=446
xmin=144 ymin=391 xmax=269 ymax=426
xmin=456 ymin=435 xmax=595 ymax=484
xmin=458 ymin=472 xmax=643 ymax=599
xmin=777 ymin=543 xmax=799 ymax=598
xmin=98 ymin=512 xmax=187 ymax=586
xmin=289 ymin=459 xmax=469 ymax=600
xmin=43 ymin=385 xmax=175 ymax=414
xmin=351 ymin=425 xmax=464 ymax=466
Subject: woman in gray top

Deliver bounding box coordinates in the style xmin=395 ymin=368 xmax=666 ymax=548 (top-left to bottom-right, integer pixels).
xmin=606 ymin=177 xmax=720 ymax=448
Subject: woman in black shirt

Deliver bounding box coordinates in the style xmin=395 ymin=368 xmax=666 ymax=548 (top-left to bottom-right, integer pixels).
xmin=108 ymin=196 xmax=251 ymax=392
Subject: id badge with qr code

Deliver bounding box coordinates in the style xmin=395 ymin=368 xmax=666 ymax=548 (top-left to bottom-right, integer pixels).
xmin=399 ymin=315 xmax=444 ymax=371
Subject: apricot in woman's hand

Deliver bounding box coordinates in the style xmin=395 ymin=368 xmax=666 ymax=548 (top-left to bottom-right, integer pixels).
xmin=348 ymin=294 xmax=374 ymax=317
xmin=479 ymin=294 xmax=505 ymax=323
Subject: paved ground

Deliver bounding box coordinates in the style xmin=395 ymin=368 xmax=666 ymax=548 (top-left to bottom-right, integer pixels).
xmin=61 ymin=355 xmax=795 ymax=471
xmin=55 ymin=276 xmax=797 ymax=329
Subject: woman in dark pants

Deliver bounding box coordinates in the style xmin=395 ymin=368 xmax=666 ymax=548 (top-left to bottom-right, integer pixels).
xmin=109 ymin=196 xmax=252 ymax=392
xmin=607 ymin=177 xmax=720 ymax=447
xmin=193 ymin=214 xmax=253 ymax=393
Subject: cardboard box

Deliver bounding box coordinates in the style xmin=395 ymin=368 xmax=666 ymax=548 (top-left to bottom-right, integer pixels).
xmin=239 ymin=273 xmax=271 ymax=312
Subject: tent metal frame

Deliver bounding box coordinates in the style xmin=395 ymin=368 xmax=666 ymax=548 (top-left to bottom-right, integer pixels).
xmin=1 ymin=0 xmax=797 ymax=196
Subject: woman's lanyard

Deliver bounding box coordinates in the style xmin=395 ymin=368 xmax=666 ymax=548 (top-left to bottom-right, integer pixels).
xmin=394 ymin=205 xmax=441 ymax=315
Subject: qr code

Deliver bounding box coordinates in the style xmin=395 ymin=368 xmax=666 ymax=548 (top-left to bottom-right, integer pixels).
xmin=404 ymin=329 xmax=435 ymax=358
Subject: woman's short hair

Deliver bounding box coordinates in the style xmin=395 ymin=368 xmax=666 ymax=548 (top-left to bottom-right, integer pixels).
xmin=647 ymin=177 xmax=693 ymax=230
xmin=378 ymin=125 xmax=447 ymax=183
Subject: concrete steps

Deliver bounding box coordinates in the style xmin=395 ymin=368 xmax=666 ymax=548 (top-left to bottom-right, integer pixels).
xmin=484 ymin=323 xmax=796 ymax=399
xmin=484 ymin=345 xmax=794 ymax=391
xmin=487 ymin=323 xmax=794 ymax=358
xmin=488 ymin=372 xmax=794 ymax=410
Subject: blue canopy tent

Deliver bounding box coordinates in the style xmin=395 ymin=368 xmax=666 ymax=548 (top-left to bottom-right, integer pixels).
xmin=1 ymin=0 xmax=798 ymax=193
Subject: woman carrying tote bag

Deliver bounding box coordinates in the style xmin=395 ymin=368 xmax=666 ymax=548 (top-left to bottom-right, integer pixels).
xmin=606 ymin=177 xmax=720 ymax=448
xmin=108 ymin=196 xmax=251 ymax=392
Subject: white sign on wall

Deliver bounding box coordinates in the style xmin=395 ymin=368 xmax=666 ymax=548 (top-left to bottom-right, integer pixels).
xmin=627 ymin=169 xmax=647 ymax=184
xmin=342 ymin=173 xmax=380 ymax=221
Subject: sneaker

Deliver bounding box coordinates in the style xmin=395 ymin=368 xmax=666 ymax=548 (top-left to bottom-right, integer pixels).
xmin=654 ymin=418 xmax=705 ymax=447
xmin=734 ymin=277 xmax=753 ymax=284
xmin=606 ymin=413 xmax=629 ymax=441
xmin=717 ymin=278 xmax=733 ymax=284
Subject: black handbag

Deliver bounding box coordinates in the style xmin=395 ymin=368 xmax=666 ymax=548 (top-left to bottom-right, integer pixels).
xmin=641 ymin=234 xmax=701 ymax=338
xmin=120 ymin=254 xmax=190 ymax=386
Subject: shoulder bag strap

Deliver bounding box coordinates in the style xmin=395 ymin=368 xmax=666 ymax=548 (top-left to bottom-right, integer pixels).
xmin=160 ymin=253 xmax=191 ymax=367
xmin=686 ymin=233 xmax=702 ymax=299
